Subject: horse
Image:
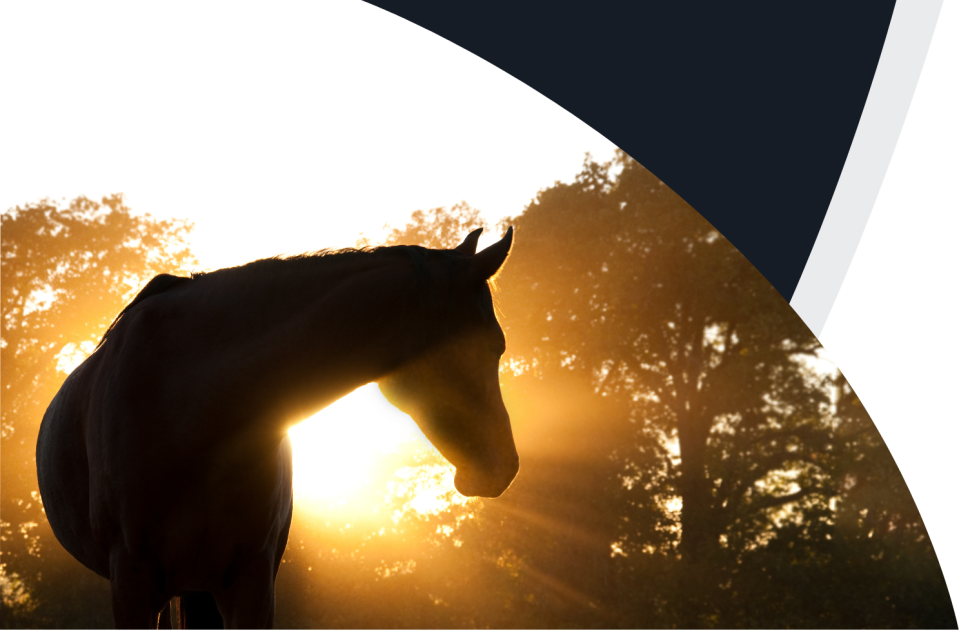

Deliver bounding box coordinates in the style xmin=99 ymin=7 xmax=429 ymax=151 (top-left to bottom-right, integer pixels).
xmin=36 ymin=227 xmax=519 ymax=628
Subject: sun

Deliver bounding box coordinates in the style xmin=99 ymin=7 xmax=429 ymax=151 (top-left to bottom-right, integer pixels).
xmin=287 ymin=384 xmax=427 ymax=510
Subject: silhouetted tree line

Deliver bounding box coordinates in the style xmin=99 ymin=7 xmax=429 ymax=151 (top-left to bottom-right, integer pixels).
xmin=1 ymin=159 xmax=954 ymax=628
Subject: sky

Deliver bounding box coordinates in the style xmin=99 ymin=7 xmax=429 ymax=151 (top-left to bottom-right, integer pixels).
xmin=1 ymin=0 xmax=618 ymax=270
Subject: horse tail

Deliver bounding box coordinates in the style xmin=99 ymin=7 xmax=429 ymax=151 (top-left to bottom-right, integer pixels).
xmin=176 ymin=592 xmax=223 ymax=629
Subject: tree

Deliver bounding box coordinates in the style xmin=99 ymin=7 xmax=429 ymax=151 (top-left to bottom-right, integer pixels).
xmin=824 ymin=381 xmax=953 ymax=627
xmin=496 ymin=153 xmax=830 ymax=564
xmin=1 ymin=194 xmax=193 ymax=625
xmin=381 ymin=202 xmax=487 ymax=249
xmin=488 ymin=152 xmax=958 ymax=627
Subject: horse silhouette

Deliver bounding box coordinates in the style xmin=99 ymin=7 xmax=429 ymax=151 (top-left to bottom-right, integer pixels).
xmin=36 ymin=228 xmax=518 ymax=628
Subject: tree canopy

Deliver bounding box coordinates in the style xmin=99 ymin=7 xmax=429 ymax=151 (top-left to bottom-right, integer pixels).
xmin=380 ymin=201 xmax=488 ymax=249
xmin=497 ymin=154 xmax=830 ymax=565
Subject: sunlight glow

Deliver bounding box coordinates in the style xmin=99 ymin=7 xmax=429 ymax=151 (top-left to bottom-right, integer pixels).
xmin=288 ymin=384 xmax=421 ymax=506
xmin=56 ymin=341 xmax=96 ymax=374
xmin=287 ymin=385 xmax=476 ymax=526
xmin=385 ymin=464 xmax=470 ymax=520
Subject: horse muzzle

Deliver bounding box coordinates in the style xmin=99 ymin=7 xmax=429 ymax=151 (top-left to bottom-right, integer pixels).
xmin=453 ymin=455 xmax=520 ymax=498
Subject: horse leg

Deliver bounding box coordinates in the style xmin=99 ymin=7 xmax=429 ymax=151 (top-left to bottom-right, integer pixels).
xmin=158 ymin=599 xmax=173 ymax=629
xmin=214 ymin=553 xmax=277 ymax=629
xmin=178 ymin=591 xmax=223 ymax=629
xmin=109 ymin=551 xmax=168 ymax=629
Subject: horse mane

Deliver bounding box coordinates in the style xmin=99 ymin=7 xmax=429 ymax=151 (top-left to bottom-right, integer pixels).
xmin=191 ymin=244 xmax=461 ymax=282
xmin=96 ymin=244 xmax=472 ymax=350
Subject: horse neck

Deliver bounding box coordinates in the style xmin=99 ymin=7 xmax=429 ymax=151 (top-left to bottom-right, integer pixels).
xmin=210 ymin=254 xmax=445 ymax=429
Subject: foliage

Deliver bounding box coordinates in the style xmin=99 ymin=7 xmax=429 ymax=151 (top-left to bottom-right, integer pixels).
xmin=381 ymin=202 xmax=487 ymax=249
xmin=496 ymin=153 xmax=830 ymax=564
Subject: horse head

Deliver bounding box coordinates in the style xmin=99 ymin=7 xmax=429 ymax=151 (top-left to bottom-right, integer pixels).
xmin=379 ymin=228 xmax=519 ymax=498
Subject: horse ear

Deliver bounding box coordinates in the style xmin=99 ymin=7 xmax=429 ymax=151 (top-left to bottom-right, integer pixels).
xmin=470 ymin=226 xmax=513 ymax=280
xmin=455 ymin=228 xmax=483 ymax=255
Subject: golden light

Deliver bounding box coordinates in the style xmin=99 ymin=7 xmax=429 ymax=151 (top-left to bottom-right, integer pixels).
xmin=385 ymin=464 xmax=470 ymax=520
xmin=56 ymin=341 xmax=96 ymax=375
xmin=288 ymin=383 xmax=464 ymax=520
xmin=288 ymin=384 xmax=417 ymax=502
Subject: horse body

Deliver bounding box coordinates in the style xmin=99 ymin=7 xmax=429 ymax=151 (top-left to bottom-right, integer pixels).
xmin=37 ymin=229 xmax=517 ymax=628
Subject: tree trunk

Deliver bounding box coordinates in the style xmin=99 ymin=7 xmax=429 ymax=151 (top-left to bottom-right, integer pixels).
xmin=676 ymin=410 xmax=716 ymax=565
xmin=675 ymin=408 xmax=723 ymax=626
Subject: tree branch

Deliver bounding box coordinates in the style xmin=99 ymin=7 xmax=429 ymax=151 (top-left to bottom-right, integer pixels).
xmin=751 ymin=485 xmax=828 ymax=513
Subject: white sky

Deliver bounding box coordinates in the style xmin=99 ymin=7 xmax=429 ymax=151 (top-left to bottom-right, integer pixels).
xmin=0 ymin=0 xmax=617 ymax=270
